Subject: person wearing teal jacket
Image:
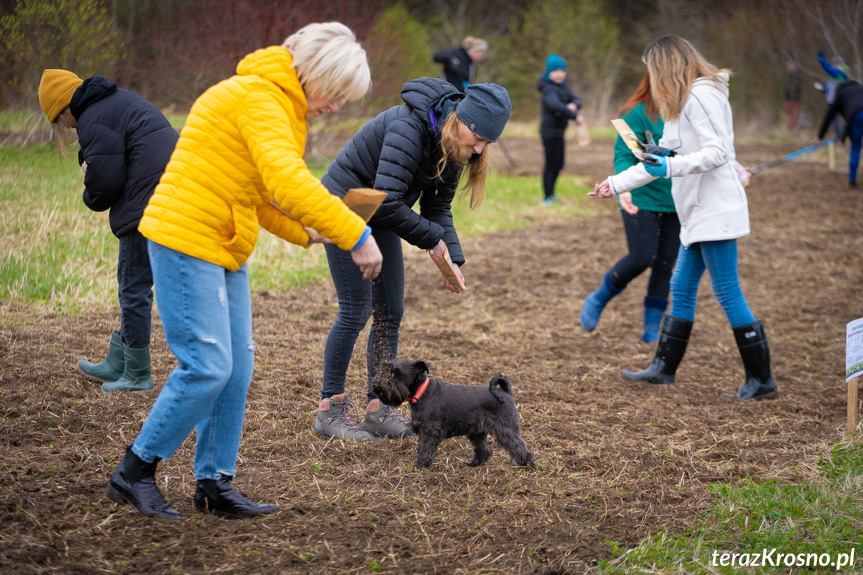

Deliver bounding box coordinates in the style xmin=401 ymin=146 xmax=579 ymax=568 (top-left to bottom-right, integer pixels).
xmin=580 ymin=73 xmax=679 ymax=342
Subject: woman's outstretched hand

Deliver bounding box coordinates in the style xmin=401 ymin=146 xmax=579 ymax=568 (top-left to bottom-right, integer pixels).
xmin=588 ymin=179 xmax=638 ymax=215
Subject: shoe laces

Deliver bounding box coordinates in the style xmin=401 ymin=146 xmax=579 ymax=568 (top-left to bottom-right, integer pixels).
xmin=329 ymin=399 xmax=364 ymax=430
xmin=375 ymin=405 xmax=408 ymax=425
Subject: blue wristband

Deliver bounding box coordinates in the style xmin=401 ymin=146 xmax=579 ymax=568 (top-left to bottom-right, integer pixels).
xmin=351 ymin=225 xmax=372 ymax=251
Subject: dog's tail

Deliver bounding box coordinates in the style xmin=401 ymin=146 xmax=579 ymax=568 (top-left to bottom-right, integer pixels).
xmin=489 ymin=375 xmax=512 ymax=403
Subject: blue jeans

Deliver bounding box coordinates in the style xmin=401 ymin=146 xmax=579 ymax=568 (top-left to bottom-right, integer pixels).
xmin=669 ymin=240 xmax=756 ymax=328
xmin=847 ymin=109 xmax=863 ymax=183
xmin=322 ymin=226 xmax=404 ymax=402
xmin=132 ymin=241 xmax=254 ymax=480
xmin=117 ymin=230 xmax=153 ymax=348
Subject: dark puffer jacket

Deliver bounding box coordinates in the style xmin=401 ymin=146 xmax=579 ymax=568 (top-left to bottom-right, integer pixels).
xmin=322 ymin=77 xmax=470 ymax=265
xmin=71 ymin=77 xmax=178 ymax=237
xmin=537 ymin=76 xmax=582 ymax=139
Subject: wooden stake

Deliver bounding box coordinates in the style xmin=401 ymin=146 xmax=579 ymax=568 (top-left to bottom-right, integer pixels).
xmin=848 ymin=379 xmax=858 ymax=433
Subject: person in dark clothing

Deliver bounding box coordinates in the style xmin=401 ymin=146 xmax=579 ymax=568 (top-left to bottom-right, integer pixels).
xmin=580 ymin=73 xmax=679 ymax=343
xmin=433 ymin=36 xmax=487 ymax=92
xmin=38 ymin=69 xmax=178 ymax=392
xmin=537 ymin=54 xmax=583 ymax=204
xmin=782 ymin=60 xmax=801 ymax=132
xmin=314 ymin=77 xmax=511 ymax=440
xmin=814 ymin=79 xmax=863 ymax=188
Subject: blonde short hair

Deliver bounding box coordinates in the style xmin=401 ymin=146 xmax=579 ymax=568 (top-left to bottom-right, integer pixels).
xmin=463 ymin=36 xmax=488 ymax=53
xmin=642 ymin=35 xmax=729 ymax=121
xmin=282 ymin=22 xmax=371 ymax=104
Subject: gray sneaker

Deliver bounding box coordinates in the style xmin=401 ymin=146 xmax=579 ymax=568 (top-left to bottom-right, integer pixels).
xmin=364 ymin=402 xmax=416 ymax=439
xmin=314 ymin=394 xmax=375 ymax=439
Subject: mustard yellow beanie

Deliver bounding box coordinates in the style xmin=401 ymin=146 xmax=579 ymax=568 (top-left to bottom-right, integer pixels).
xmin=38 ymin=69 xmax=83 ymax=123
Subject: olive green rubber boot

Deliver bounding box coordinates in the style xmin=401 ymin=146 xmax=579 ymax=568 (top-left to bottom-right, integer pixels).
xmin=102 ymin=346 xmax=153 ymax=392
xmin=78 ymin=330 xmax=125 ymax=382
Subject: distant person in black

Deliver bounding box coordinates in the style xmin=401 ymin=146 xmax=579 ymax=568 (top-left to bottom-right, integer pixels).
xmin=814 ymin=79 xmax=863 ymax=188
xmin=433 ymin=36 xmax=487 ymax=92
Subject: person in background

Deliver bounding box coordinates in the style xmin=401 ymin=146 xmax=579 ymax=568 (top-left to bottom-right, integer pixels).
xmin=105 ymin=22 xmax=383 ymax=520
xmin=814 ymin=75 xmax=863 ymax=188
xmin=433 ymin=36 xmax=488 ymax=93
xmin=537 ymin=54 xmax=583 ymax=205
xmin=592 ymin=35 xmax=777 ymax=401
xmin=782 ymin=60 xmax=801 ymax=132
xmin=38 ymin=69 xmax=178 ymax=393
xmin=817 ymin=51 xmax=850 ymax=140
xmin=314 ymin=78 xmax=512 ymax=440
xmin=580 ymin=73 xmax=679 ymax=343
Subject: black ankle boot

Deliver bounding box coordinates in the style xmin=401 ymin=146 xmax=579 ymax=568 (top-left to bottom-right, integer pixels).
xmin=622 ymin=314 xmax=693 ymax=384
xmin=725 ymin=319 xmax=778 ymax=400
xmin=194 ymin=475 xmax=278 ymax=519
xmin=107 ymin=445 xmax=183 ymax=519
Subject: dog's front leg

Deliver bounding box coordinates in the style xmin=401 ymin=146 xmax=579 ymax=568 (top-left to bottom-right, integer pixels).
xmin=414 ymin=433 xmax=441 ymax=469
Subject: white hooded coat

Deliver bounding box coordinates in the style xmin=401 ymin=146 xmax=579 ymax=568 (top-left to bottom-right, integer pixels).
xmin=608 ymin=73 xmax=749 ymax=248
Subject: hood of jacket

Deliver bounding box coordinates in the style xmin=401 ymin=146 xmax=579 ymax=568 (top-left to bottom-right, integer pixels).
xmin=401 ymin=77 xmax=461 ymax=125
xmin=70 ymin=76 xmax=118 ymax=120
xmin=692 ymin=73 xmax=730 ymax=97
xmin=236 ymin=46 xmax=307 ymax=111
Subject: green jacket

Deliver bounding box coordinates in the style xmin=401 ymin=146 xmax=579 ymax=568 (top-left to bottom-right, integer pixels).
xmin=613 ymin=103 xmax=675 ymax=213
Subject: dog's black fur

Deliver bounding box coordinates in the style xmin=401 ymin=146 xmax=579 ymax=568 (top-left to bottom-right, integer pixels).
xmin=372 ymin=359 xmax=535 ymax=469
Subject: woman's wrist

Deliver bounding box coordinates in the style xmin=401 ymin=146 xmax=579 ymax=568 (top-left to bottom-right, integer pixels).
xmin=351 ymin=225 xmax=372 ymax=251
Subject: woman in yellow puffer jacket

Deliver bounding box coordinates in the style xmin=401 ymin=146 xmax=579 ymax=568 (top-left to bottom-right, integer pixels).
xmin=107 ymin=22 xmax=383 ymax=521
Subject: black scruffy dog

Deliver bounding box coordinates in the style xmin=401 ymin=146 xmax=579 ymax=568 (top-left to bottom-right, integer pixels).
xmin=372 ymin=359 xmax=535 ymax=469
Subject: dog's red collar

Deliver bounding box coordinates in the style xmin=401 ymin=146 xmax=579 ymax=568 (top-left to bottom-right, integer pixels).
xmin=410 ymin=377 xmax=430 ymax=404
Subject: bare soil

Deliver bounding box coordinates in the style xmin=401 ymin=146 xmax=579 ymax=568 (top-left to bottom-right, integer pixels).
xmin=2 ymin=137 xmax=862 ymax=574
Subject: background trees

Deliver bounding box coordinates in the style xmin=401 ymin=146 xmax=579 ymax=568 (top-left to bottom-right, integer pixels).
xmin=2 ymin=0 xmax=862 ymax=132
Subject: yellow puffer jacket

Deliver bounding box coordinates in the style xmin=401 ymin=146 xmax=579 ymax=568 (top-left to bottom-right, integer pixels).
xmin=139 ymin=46 xmax=367 ymax=271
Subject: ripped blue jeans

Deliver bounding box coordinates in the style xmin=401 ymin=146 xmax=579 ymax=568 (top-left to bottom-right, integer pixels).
xmin=133 ymin=240 xmax=254 ymax=481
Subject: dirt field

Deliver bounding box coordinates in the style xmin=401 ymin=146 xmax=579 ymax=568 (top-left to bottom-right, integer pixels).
xmin=2 ymin=136 xmax=862 ymax=574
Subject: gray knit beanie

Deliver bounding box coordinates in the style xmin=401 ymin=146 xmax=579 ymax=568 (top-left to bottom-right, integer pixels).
xmin=455 ymin=83 xmax=512 ymax=142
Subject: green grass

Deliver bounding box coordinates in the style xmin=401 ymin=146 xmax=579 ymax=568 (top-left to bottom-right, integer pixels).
xmin=0 ymin=142 xmax=595 ymax=310
xmin=597 ymin=439 xmax=863 ymax=574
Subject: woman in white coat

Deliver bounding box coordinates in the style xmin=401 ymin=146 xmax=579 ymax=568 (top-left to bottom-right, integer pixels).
xmin=592 ymin=35 xmax=776 ymax=400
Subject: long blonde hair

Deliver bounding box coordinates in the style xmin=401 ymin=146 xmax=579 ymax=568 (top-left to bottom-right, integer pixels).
xmin=437 ymin=113 xmax=491 ymax=209
xmin=282 ymin=22 xmax=371 ymax=104
xmin=642 ymin=35 xmax=729 ymax=121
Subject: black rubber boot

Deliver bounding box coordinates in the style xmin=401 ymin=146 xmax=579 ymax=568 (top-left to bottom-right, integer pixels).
xmin=725 ymin=319 xmax=778 ymax=400
xmin=622 ymin=314 xmax=693 ymax=384
xmin=107 ymin=445 xmax=183 ymax=519
xmin=194 ymin=475 xmax=278 ymax=519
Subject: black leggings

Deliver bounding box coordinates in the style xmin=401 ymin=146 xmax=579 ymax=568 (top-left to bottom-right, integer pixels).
xmin=608 ymin=209 xmax=681 ymax=299
xmin=542 ymin=135 xmax=565 ymax=199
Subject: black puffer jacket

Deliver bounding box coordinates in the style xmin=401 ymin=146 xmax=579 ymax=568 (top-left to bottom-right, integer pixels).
xmin=817 ymin=80 xmax=863 ymax=141
xmin=537 ymin=76 xmax=582 ymax=139
xmin=71 ymin=77 xmax=178 ymax=237
xmin=322 ymin=77 xmax=470 ymax=265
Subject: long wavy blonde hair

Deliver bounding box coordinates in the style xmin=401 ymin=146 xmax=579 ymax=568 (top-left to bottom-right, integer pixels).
xmin=436 ymin=113 xmax=491 ymax=209
xmin=642 ymin=35 xmax=730 ymax=121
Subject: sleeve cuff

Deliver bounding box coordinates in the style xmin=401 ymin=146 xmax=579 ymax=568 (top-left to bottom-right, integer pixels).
xmin=351 ymin=225 xmax=372 ymax=251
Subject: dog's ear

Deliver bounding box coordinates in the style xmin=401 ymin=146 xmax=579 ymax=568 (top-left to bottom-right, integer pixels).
xmin=413 ymin=360 xmax=429 ymax=377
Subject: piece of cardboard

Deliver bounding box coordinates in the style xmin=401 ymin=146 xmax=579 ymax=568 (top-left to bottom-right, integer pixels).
xmin=430 ymin=244 xmax=466 ymax=291
xmin=611 ymin=118 xmax=644 ymax=160
xmin=268 ymin=187 xmax=387 ymax=243
xmin=342 ymin=188 xmax=387 ymax=223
